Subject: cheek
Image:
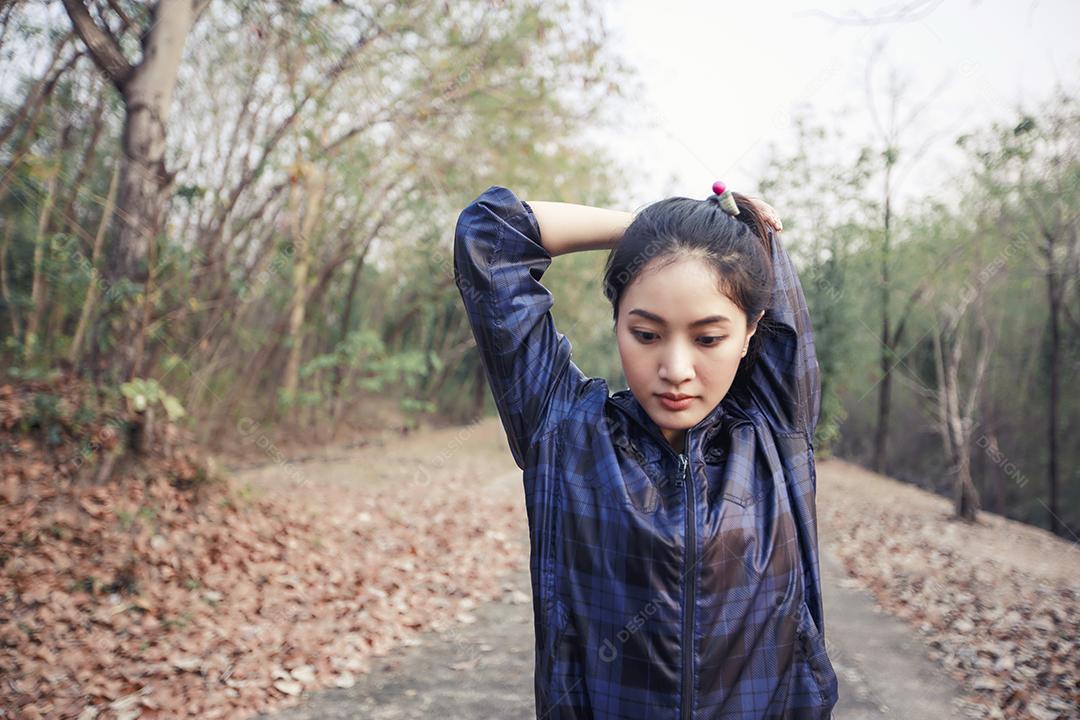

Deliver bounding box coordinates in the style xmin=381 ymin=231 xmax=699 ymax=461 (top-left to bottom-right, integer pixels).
xmin=697 ymin=341 xmax=747 ymax=383
xmin=617 ymin=340 xmax=645 ymax=376
xmin=617 ymin=336 xmax=655 ymax=386
xmin=704 ymin=349 xmax=743 ymax=378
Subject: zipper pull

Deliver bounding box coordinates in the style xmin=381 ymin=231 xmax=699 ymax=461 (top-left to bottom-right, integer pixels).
xmin=675 ymin=453 xmax=688 ymax=487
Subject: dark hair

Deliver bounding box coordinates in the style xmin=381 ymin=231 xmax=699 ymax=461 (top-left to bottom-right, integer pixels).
xmin=601 ymin=191 xmax=776 ymax=373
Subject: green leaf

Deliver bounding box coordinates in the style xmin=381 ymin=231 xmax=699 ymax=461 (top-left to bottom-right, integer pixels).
xmin=161 ymin=395 xmax=186 ymax=421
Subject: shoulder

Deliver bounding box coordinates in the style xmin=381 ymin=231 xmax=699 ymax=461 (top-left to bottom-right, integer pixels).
xmin=547 ymin=374 xmax=609 ymax=436
xmin=456 ymin=185 xmax=537 ymax=233
xmin=527 ymin=375 xmax=611 ymax=462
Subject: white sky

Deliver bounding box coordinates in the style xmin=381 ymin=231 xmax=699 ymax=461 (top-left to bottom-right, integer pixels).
xmin=594 ymin=0 xmax=1080 ymax=211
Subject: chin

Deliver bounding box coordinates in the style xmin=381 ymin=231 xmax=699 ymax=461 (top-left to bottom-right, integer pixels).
xmin=651 ymin=408 xmax=705 ymax=428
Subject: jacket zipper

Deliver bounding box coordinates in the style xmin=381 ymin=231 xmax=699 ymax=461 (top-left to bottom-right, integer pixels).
xmin=674 ymin=449 xmax=693 ymax=720
xmin=607 ymin=398 xmax=708 ymax=719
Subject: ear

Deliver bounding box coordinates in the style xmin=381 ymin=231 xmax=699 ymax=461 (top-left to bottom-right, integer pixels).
xmin=746 ymin=309 xmax=765 ymax=336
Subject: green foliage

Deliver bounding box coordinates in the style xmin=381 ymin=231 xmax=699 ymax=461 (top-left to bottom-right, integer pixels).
xmin=293 ymin=329 xmax=441 ymax=422
xmin=2 ymin=0 xmax=1071 ymax=536
xmin=29 ymin=392 xmax=64 ymax=447
xmin=120 ymin=378 xmax=187 ymax=421
xmin=758 ymin=109 xmax=877 ymax=454
xmin=174 ymin=183 xmax=205 ymax=202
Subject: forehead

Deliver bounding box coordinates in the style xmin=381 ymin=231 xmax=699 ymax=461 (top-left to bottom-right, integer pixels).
xmin=621 ymin=256 xmax=742 ymax=323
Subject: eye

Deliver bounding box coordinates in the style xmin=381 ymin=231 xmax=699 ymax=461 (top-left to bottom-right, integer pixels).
xmin=630 ymin=330 xmax=728 ymax=346
xmin=631 ymin=330 xmax=659 ymax=343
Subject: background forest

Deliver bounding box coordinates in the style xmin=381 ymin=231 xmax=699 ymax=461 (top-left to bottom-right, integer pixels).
xmin=1 ymin=2 xmax=1079 ymax=718
xmin=1 ymin=0 xmax=1077 ymax=537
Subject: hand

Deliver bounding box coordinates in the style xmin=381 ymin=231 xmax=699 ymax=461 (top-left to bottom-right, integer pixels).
xmin=747 ymin=197 xmax=783 ymax=232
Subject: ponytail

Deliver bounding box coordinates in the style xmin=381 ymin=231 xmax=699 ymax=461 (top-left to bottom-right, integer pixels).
xmin=729 ymin=192 xmax=775 ymax=268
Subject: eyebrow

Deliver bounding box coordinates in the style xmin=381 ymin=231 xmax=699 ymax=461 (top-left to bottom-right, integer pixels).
xmin=628 ymin=309 xmax=732 ymax=327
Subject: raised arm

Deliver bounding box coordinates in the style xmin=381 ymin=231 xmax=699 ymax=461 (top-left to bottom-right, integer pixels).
xmin=742 ymin=225 xmax=821 ymax=438
xmin=524 ymin=200 xmax=632 ymax=257
xmin=453 ymin=186 xmax=632 ymax=470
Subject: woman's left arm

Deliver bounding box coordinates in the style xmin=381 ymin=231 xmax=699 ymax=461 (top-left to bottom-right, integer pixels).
xmin=739 ymin=199 xmax=821 ymax=439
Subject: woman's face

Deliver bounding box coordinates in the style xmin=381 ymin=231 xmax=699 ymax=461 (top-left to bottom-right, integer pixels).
xmin=615 ymin=255 xmax=760 ymax=453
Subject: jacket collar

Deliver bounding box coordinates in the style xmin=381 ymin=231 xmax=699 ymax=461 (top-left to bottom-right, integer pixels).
xmin=608 ymin=386 xmax=754 ymax=457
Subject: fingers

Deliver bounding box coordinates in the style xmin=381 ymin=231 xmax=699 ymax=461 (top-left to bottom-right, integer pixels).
xmin=750 ymin=198 xmax=783 ymax=232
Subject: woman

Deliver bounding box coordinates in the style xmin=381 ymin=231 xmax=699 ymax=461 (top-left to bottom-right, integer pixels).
xmin=453 ymin=182 xmax=838 ymax=719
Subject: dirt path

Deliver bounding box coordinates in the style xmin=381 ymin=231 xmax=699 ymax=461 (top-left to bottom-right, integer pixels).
xmin=243 ymin=418 xmax=1080 ymax=719
xmin=255 ymin=493 xmax=537 ymax=720
xmin=819 ymin=539 xmax=961 ymax=718
xmin=817 ymin=459 xmax=1078 ymax=720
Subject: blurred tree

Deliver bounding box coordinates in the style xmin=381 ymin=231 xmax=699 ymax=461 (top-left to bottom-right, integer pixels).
xmin=60 ymin=0 xmax=209 ymax=381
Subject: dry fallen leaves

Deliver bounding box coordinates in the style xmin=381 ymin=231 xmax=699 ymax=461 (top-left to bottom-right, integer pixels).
xmin=0 ymin=378 xmax=528 ymax=719
xmin=821 ymin=471 xmax=1080 ymax=720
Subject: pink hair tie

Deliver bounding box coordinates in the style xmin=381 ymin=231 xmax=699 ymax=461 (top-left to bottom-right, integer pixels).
xmin=710 ymin=180 xmax=739 ymax=216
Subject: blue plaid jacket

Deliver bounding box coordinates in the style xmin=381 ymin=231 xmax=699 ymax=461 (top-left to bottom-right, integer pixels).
xmin=454 ymin=186 xmax=838 ymax=719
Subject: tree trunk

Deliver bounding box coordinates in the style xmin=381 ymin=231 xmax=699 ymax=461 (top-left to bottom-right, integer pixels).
xmin=873 ymin=165 xmax=893 ymax=474
xmin=24 ymin=167 xmax=59 ymax=362
xmin=70 ymin=164 xmax=121 ymax=367
xmin=1045 ymin=239 xmax=1060 ymax=535
xmin=945 ymin=350 xmax=981 ymax=522
xmin=61 ymin=0 xmax=199 ymax=380
xmin=0 ymin=221 xmax=18 ymax=337
xmin=330 ymin=251 xmax=368 ymax=424
xmin=281 ymin=162 xmax=325 ymax=412
xmin=929 ymin=264 xmax=993 ymax=524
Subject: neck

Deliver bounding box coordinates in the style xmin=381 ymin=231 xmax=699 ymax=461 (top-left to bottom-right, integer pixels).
xmin=662 ymin=428 xmax=687 ymax=454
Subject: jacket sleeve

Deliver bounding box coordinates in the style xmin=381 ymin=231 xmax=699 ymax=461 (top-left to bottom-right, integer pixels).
xmin=453 ymin=185 xmax=585 ymax=470
xmin=744 ymin=227 xmax=821 ymax=437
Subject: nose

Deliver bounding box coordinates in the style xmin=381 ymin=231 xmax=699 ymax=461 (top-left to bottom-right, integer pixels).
xmin=658 ymin=339 xmax=695 ymax=386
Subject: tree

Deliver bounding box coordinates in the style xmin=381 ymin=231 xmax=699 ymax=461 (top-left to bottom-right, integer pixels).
xmin=860 ymin=44 xmax=949 ymax=474
xmin=926 ymin=248 xmax=995 ymax=522
xmin=60 ymin=0 xmax=209 ymax=380
xmin=958 ymin=88 xmax=1080 ymax=536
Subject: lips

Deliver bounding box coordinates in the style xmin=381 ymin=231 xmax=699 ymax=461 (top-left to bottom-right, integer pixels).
xmin=657 ymin=393 xmax=697 ymax=411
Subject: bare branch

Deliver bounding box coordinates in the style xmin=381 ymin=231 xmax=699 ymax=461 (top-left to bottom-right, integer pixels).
xmin=60 ymin=0 xmax=133 ymax=90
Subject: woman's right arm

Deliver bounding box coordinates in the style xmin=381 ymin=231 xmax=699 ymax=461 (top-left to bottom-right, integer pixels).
xmin=454 ymin=187 xmax=628 ymax=471
xmin=524 ymin=200 xmax=634 ymax=257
